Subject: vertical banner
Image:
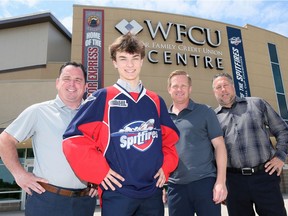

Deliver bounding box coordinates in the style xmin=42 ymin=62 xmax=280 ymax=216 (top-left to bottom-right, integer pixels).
xmin=82 ymin=9 xmax=104 ymax=94
xmin=226 ymin=26 xmax=251 ymax=97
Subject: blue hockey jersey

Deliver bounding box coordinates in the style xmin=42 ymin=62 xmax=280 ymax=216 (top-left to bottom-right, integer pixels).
xmin=63 ymin=84 xmax=179 ymax=199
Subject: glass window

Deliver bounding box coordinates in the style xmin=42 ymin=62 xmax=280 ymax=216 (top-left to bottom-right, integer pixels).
xmin=268 ymin=43 xmax=287 ymax=121
xmin=17 ymin=149 xmax=26 ymax=164
xmin=0 ymin=165 xmax=19 ymax=190
xmin=0 ymin=165 xmax=21 ymax=201
xmin=0 ymin=149 xmax=28 ymax=201
xmin=27 ymin=148 xmax=34 ymax=158
xmin=268 ymin=43 xmax=279 ymax=63
xmin=272 ymin=63 xmax=284 ymax=93
xmin=0 ymin=192 xmax=21 ymax=201
xmin=277 ymin=94 xmax=288 ymax=120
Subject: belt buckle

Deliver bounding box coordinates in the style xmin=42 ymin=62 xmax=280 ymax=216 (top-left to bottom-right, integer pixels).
xmin=241 ymin=167 xmax=254 ymax=175
xmin=71 ymin=190 xmax=82 ymax=197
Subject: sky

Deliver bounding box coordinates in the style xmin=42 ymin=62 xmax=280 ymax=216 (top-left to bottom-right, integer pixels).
xmin=0 ymin=0 xmax=287 ymax=38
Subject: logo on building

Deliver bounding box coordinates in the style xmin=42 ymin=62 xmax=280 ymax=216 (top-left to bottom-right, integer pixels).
xmin=113 ymin=16 xmax=224 ymax=70
xmin=87 ymin=15 xmax=101 ymax=27
xmin=229 ymin=37 xmax=242 ymax=46
xmin=115 ymin=19 xmax=143 ymax=35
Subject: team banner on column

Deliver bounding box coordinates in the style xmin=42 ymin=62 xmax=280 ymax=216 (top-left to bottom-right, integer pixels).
xmin=82 ymin=9 xmax=104 ymax=94
xmin=227 ymin=26 xmax=251 ymax=97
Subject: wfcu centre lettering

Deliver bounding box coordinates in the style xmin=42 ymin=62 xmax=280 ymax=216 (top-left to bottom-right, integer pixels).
xmin=143 ymin=20 xmax=223 ymax=70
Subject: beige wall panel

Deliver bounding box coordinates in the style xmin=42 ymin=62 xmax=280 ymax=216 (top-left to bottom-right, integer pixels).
xmin=0 ymin=61 xmax=63 ymax=129
xmin=247 ymin=53 xmax=271 ymax=67
xmin=47 ymin=24 xmax=71 ymax=62
xmin=243 ymin=38 xmax=268 ymax=53
xmin=72 ymin=28 xmax=83 ymax=46
xmin=103 ymin=73 xmax=120 ymax=87
xmin=249 ymin=74 xmax=274 ymax=89
xmin=103 ymin=64 xmax=118 ymax=86
xmin=248 ymin=63 xmax=272 ymax=77
xmin=71 ymin=22 xmax=83 ymax=40
xmin=0 ymin=81 xmax=56 ymax=128
xmin=104 ymin=8 xmax=132 ymax=21
xmin=251 ymin=86 xmax=278 ymax=109
xmin=71 ymin=44 xmax=82 ymax=62
xmin=46 ymin=62 xmax=64 ymax=78
xmin=0 ymin=66 xmax=59 ymax=80
xmin=0 ymin=24 xmax=48 ymax=71
xmin=72 ymin=6 xmax=84 ymax=46
xmin=105 ymin=19 xmax=119 ymax=35
xmin=73 ymin=5 xmax=85 ymax=19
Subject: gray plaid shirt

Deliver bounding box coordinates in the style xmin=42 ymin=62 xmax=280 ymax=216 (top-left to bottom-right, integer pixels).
xmin=215 ymin=96 xmax=288 ymax=168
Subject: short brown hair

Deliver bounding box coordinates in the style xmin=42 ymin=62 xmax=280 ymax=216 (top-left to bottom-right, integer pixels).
xmin=59 ymin=61 xmax=87 ymax=83
xmin=109 ymin=32 xmax=145 ymax=61
xmin=168 ymin=70 xmax=192 ymax=87
xmin=212 ymin=72 xmax=233 ymax=88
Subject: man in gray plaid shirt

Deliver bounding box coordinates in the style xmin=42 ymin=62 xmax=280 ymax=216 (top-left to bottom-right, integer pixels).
xmin=212 ymin=72 xmax=288 ymax=216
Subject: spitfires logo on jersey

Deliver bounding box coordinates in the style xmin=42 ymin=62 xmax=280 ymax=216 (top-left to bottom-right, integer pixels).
xmin=111 ymin=119 xmax=159 ymax=152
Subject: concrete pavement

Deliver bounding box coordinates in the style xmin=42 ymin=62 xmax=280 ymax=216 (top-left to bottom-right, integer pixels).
xmin=0 ymin=204 xmax=255 ymax=216
xmin=1 ymin=195 xmax=288 ymax=215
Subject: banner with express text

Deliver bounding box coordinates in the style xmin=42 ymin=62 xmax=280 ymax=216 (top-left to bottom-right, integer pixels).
xmin=82 ymin=9 xmax=104 ymax=95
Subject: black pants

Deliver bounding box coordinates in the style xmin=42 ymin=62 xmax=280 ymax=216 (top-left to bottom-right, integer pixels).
xmin=167 ymin=177 xmax=221 ymax=216
xmin=101 ymin=189 xmax=164 ymax=216
xmin=226 ymin=170 xmax=287 ymax=216
xmin=25 ymin=190 xmax=96 ymax=216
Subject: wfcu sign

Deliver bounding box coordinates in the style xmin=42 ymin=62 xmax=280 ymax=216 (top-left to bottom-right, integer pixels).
xmin=82 ymin=8 xmax=250 ymax=98
xmin=115 ymin=19 xmax=224 ymax=70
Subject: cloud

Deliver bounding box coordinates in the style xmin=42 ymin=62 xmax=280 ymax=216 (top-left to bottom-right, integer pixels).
xmin=60 ymin=16 xmax=73 ymax=33
xmin=0 ymin=0 xmax=39 ymax=7
xmin=74 ymin=0 xmax=288 ymax=37
xmin=267 ymin=21 xmax=288 ymax=38
xmin=0 ymin=0 xmax=287 ymax=37
xmin=0 ymin=0 xmax=39 ymax=18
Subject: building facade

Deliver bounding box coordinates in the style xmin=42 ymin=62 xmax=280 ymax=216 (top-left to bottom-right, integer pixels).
xmin=0 ymin=4 xmax=287 ymax=211
xmin=72 ymin=5 xmax=288 ymax=117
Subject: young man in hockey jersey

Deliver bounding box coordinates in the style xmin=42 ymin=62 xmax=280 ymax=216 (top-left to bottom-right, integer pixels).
xmin=62 ymin=32 xmax=179 ymax=216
